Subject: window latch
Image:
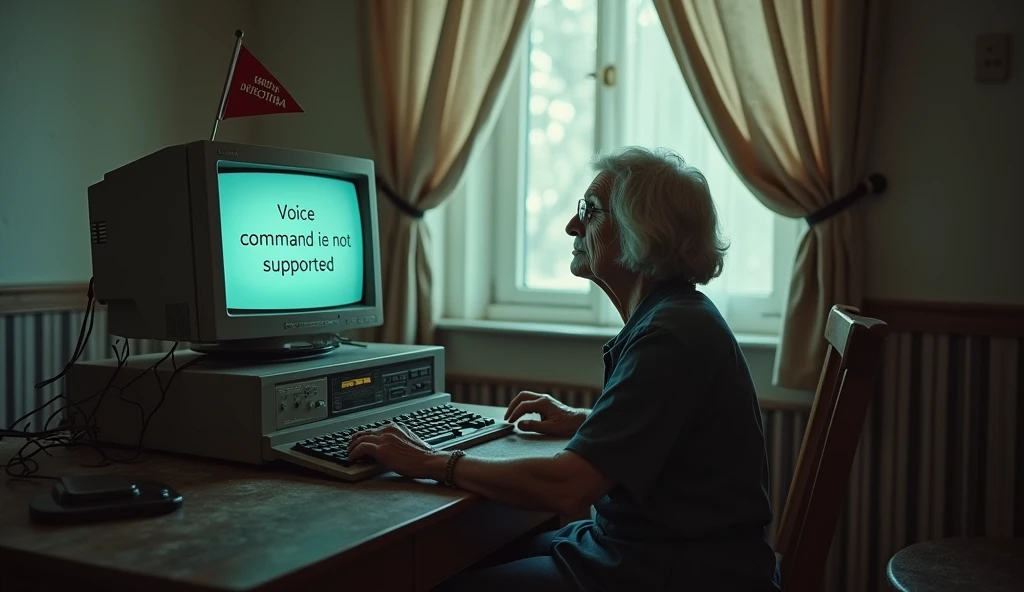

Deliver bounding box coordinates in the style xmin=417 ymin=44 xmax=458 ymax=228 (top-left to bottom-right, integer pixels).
xmin=587 ymin=64 xmax=617 ymax=87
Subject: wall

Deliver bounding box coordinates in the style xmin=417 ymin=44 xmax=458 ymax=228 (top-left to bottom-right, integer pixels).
xmin=250 ymin=0 xmax=371 ymax=159
xmin=864 ymin=0 xmax=1024 ymax=305
xmin=0 ymin=0 xmax=260 ymax=286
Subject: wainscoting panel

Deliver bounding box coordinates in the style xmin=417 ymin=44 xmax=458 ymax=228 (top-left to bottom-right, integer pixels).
xmin=2 ymin=302 xmax=1021 ymax=592
xmin=449 ymin=378 xmax=601 ymax=412
xmin=1 ymin=308 xmax=174 ymax=431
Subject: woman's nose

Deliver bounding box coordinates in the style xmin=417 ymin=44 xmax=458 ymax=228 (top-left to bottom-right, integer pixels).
xmin=565 ymin=214 xmax=583 ymax=236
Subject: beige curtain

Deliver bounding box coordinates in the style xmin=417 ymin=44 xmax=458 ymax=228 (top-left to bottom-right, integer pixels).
xmin=356 ymin=0 xmax=532 ymax=344
xmin=653 ymin=0 xmax=887 ymax=390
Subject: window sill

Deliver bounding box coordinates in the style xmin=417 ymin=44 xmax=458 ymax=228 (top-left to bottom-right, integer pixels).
xmin=435 ymin=317 xmax=812 ymax=409
xmin=435 ymin=317 xmax=781 ymax=351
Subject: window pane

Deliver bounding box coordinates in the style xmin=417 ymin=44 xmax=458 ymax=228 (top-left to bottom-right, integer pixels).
xmin=620 ymin=0 xmax=775 ymax=297
xmin=520 ymin=0 xmax=597 ymax=293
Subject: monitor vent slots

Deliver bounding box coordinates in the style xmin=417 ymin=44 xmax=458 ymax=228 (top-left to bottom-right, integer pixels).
xmin=90 ymin=221 xmax=108 ymax=244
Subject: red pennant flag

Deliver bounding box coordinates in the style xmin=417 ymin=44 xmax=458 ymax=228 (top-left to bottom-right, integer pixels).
xmin=222 ymin=45 xmax=303 ymax=119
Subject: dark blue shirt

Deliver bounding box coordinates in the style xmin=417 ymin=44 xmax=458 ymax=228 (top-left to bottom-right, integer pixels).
xmin=549 ymin=278 xmax=780 ymax=591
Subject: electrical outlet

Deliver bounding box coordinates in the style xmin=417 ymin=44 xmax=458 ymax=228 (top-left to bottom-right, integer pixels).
xmin=976 ymin=33 xmax=1012 ymax=82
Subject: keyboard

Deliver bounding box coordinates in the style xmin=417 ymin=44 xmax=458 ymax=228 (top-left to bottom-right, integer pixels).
xmin=269 ymin=401 xmax=514 ymax=481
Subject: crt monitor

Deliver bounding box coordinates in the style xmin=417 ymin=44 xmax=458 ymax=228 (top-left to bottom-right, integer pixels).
xmin=87 ymin=140 xmax=383 ymax=357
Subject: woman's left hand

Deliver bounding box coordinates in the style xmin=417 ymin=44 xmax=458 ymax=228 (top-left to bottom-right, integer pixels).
xmin=347 ymin=424 xmax=448 ymax=481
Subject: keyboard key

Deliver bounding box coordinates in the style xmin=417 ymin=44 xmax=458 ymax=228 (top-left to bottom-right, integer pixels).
xmin=423 ymin=431 xmax=458 ymax=446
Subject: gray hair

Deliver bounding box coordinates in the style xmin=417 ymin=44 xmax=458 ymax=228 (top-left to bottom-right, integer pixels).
xmin=590 ymin=146 xmax=728 ymax=285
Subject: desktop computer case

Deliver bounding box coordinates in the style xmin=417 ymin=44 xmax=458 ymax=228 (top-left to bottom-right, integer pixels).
xmin=65 ymin=343 xmax=446 ymax=466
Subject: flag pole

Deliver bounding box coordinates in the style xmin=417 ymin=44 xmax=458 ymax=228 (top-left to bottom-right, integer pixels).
xmin=211 ymin=29 xmax=245 ymax=141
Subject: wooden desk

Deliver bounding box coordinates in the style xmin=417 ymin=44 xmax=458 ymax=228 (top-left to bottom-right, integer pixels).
xmin=887 ymin=537 xmax=1024 ymax=591
xmin=0 ymin=405 xmax=567 ymax=592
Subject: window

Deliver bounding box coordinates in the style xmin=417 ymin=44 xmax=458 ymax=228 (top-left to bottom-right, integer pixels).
xmin=484 ymin=0 xmax=799 ymax=333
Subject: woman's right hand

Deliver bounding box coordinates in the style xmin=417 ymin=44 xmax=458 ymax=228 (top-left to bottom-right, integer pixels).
xmin=504 ymin=391 xmax=587 ymax=438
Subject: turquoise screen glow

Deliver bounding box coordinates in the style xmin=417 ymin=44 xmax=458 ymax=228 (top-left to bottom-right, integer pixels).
xmin=218 ymin=170 xmax=364 ymax=313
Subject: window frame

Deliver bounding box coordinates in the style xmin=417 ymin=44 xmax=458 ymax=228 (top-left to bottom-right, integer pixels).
xmin=491 ymin=26 xmax=595 ymax=314
xmin=450 ymin=0 xmax=799 ymax=335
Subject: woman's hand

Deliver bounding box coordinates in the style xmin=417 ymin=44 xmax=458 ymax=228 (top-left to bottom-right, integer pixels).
xmin=504 ymin=391 xmax=588 ymax=438
xmin=347 ymin=424 xmax=448 ymax=481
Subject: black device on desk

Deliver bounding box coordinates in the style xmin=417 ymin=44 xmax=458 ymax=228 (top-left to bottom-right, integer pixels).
xmin=29 ymin=474 xmax=183 ymax=525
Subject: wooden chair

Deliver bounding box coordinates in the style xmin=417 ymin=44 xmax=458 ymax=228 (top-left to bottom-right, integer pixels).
xmin=774 ymin=305 xmax=889 ymax=592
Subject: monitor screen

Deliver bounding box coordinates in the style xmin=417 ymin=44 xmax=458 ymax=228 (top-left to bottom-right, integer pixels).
xmin=217 ymin=169 xmax=365 ymax=314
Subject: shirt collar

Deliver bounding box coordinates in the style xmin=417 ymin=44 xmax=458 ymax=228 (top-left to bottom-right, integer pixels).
xmin=603 ymin=275 xmax=696 ymax=352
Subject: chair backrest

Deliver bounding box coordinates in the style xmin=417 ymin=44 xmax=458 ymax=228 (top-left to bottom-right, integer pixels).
xmin=774 ymin=305 xmax=888 ymax=592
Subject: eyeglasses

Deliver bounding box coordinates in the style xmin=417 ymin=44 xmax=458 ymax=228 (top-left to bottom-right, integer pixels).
xmin=577 ymin=199 xmax=607 ymax=223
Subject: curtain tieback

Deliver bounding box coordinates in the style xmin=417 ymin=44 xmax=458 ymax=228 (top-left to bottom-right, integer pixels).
xmin=805 ymin=173 xmax=888 ymax=226
xmin=376 ymin=177 xmax=425 ymax=219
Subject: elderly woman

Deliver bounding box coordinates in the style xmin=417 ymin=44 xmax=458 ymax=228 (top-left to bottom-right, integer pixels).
xmin=348 ymin=146 xmax=781 ymax=591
